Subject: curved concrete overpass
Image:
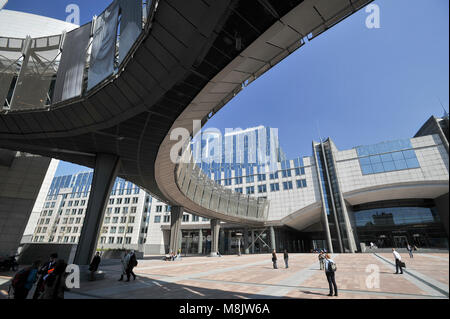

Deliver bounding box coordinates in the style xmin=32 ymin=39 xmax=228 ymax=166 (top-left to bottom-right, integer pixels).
xmin=0 ymin=0 xmax=374 ymax=261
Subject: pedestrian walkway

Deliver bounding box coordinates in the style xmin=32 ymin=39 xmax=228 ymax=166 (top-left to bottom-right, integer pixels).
xmin=1 ymin=253 xmax=448 ymax=299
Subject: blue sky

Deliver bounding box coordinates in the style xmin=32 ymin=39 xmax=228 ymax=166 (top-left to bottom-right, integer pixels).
xmin=4 ymin=0 xmax=449 ymax=176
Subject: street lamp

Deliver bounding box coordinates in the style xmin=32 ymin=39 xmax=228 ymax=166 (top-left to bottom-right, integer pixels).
xmin=235 ymin=232 xmax=243 ymax=256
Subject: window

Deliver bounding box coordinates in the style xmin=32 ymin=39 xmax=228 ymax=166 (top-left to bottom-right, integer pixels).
xmin=116 ymin=237 xmax=123 ymax=244
xmin=119 ymin=226 xmax=125 ymax=233
xmin=246 ymin=175 xmax=254 ymax=183
xmin=116 ymin=198 xmax=122 ymax=204
xmin=163 ymin=215 xmax=170 ymax=223
xmin=124 ymin=198 xmax=130 ymax=204
xmin=270 ymin=183 xmax=280 ymax=192
xmin=125 ymin=237 xmax=132 ymax=244
xmin=269 ymin=172 xmax=279 ymax=180
xmin=156 ymin=205 xmax=163 ymax=212
xmin=122 ymin=207 xmax=128 ymax=214
xmin=192 ymin=215 xmax=199 ymax=222
xmin=283 ymin=181 xmax=293 ymax=190
xmin=235 ymin=188 xmax=243 ymax=193
xmin=246 ymin=186 xmax=255 ymax=194
xmin=258 ymin=185 xmax=267 ymax=193
xmin=257 ymin=174 xmax=266 ymax=182
xmin=235 ymin=177 xmax=243 ymax=185
xmin=127 ymin=227 xmax=133 ymax=233
xmin=113 ymin=217 xmax=119 ymax=223
xmin=108 ymin=237 xmax=114 ymax=244
xmin=131 ymin=207 xmax=137 ymax=214
xmin=104 ymin=217 xmax=110 ymax=224
xmin=282 ymin=170 xmax=292 ymax=178
xmin=110 ymin=227 xmax=117 ymax=234
xmin=120 ymin=216 xmax=127 ymax=223
xmin=129 ymin=216 xmax=135 ymax=223
xmin=78 ymin=209 xmax=83 ymax=215
xmin=132 ymin=197 xmax=139 ymax=204
xmin=182 ymin=214 xmax=190 ymax=222
xmin=109 ymin=199 xmax=114 ymax=205
xmin=165 ymin=206 xmax=171 ymax=212
xmin=295 ymin=167 xmax=305 ymax=175
xmin=296 ymin=179 xmax=307 ymax=188
xmin=154 ymin=216 xmax=161 ymax=223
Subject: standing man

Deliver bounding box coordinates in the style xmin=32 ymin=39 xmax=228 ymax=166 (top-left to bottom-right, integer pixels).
xmin=126 ymin=251 xmax=138 ymax=281
xmin=283 ymin=249 xmax=289 ymax=269
xmin=272 ymin=250 xmax=278 ymax=269
xmin=89 ymin=252 xmax=101 ymax=281
xmin=324 ymin=254 xmax=338 ymax=297
xmin=32 ymin=253 xmax=58 ymax=299
xmin=392 ymin=248 xmax=404 ymax=274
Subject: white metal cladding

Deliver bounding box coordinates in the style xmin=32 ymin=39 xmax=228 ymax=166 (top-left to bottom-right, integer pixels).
xmin=10 ymin=35 xmax=63 ymax=111
xmin=53 ymin=22 xmax=92 ymax=104
xmin=87 ymin=1 xmax=119 ymax=91
xmin=118 ymin=0 xmax=143 ymax=65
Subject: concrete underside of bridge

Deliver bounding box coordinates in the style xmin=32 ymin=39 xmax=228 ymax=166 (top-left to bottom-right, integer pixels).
xmin=0 ymin=0 xmax=374 ymax=260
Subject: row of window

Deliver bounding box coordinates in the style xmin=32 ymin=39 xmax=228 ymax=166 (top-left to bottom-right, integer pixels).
xmin=108 ymin=197 xmax=139 ymax=205
xmin=215 ymin=168 xmax=307 ymax=185
xmin=359 ymin=149 xmax=420 ymax=175
xmin=153 ymin=214 xmax=207 ymax=223
xmin=106 ymin=206 xmax=138 ymax=214
xmin=99 ymin=236 xmax=133 ymax=244
xmin=104 ymin=216 xmax=135 ymax=224
xmin=101 ymin=226 xmax=134 ymax=234
xmin=234 ymin=179 xmax=308 ymax=194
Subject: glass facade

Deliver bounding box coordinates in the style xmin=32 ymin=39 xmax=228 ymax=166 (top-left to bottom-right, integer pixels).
xmin=353 ymin=206 xmax=448 ymax=249
xmin=356 ymin=139 xmax=420 ymax=175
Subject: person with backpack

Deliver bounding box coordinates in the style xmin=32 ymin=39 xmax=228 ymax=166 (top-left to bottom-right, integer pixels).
xmin=126 ymin=251 xmax=138 ymax=281
xmin=324 ymin=254 xmax=338 ymax=297
xmin=39 ymin=259 xmax=68 ymax=299
xmin=11 ymin=260 xmax=40 ymax=299
xmin=32 ymin=253 xmax=58 ymax=299
xmin=271 ymin=249 xmax=278 ymax=269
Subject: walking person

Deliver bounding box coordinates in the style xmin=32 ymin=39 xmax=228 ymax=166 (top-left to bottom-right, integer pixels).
xmin=118 ymin=251 xmax=129 ymax=281
xmin=324 ymin=254 xmax=338 ymax=296
xmin=392 ymin=248 xmax=404 ymax=274
xmin=11 ymin=260 xmax=40 ymax=299
xmin=272 ymin=250 xmax=278 ymax=269
xmin=126 ymin=250 xmax=138 ymax=281
xmin=407 ymin=244 xmax=414 ymax=259
xmin=89 ymin=252 xmax=101 ymax=281
xmin=283 ymin=249 xmax=289 ymax=269
xmin=318 ymin=250 xmax=325 ymax=270
xmin=32 ymin=253 xmax=58 ymax=299
xmin=39 ymin=259 xmax=68 ymax=299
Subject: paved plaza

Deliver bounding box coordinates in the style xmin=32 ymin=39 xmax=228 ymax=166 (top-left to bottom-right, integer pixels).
xmin=2 ymin=252 xmax=447 ymax=299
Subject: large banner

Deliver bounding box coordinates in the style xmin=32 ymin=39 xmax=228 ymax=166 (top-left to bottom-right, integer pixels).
xmin=87 ymin=0 xmax=119 ymax=91
xmin=53 ymin=22 xmax=92 ymax=104
xmin=118 ymin=0 xmax=143 ymax=65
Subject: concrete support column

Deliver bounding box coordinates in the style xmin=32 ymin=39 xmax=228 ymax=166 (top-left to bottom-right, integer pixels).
xmin=210 ymin=219 xmax=220 ymax=256
xmin=270 ymin=226 xmax=276 ymax=251
xmin=198 ymin=229 xmax=203 ymax=254
xmin=169 ymin=206 xmax=183 ymax=254
xmin=74 ymin=154 xmax=120 ymax=265
xmin=244 ymin=228 xmax=249 ymax=254
xmin=251 ymin=230 xmax=255 ymax=254
xmin=219 ymin=228 xmax=225 ymax=254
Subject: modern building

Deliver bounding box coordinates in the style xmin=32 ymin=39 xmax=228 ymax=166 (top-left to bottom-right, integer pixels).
xmin=144 ymin=115 xmax=449 ymax=254
xmin=31 ymin=172 xmax=152 ymax=252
